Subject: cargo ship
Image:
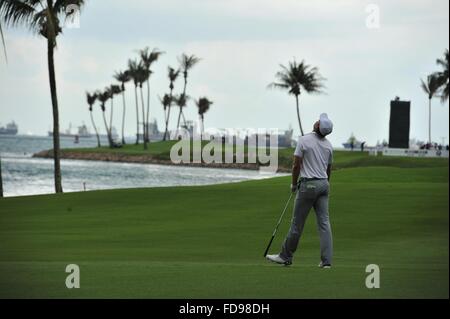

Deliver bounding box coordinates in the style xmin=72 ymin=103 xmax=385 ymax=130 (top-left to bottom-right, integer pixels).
xmin=48 ymin=123 xmax=92 ymax=138
xmin=0 ymin=121 xmax=18 ymax=135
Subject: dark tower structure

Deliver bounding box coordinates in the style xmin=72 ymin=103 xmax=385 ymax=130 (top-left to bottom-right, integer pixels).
xmin=389 ymin=98 xmax=410 ymax=149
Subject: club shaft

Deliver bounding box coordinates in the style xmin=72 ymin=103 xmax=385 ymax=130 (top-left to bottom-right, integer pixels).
xmin=263 ymin=192 xmax=293 ymax=257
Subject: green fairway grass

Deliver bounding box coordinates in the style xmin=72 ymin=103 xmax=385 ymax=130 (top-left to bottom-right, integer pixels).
xmin=0 ymin=154 xmax=448 ymax=298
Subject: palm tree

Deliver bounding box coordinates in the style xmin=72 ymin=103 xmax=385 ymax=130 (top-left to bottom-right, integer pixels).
xmin=86 ymin=92 xmax=101 ymax=147
xmin=135 ymin=63 xmax=150 ymax=149
xmin=268 ymin=59 xmax=326 ymax=136
xmin=0 ymin=0 xmax=85 ymax=193
xmin=421 ymin=74 xmax=441 ymax=144
xmin=163 ymin=66 xmax=180 ymax=140
xmin=174 ymin=93 xmax=188 ymax=139
xmin=114 ymin=70 xmax=131 ymax=145
xmin=108 ymin=84 xmax=121 ymax=142
xmin=97 ymin=89 xmax=113 ymax=148
xmin=178 ymin=53 xmax=200 ymax=127
xmin=128 ymin=59 xmax=142 ymax=144
xmin=195 ymin=97 xmax=213 ymax=140
xmin=140 ymin=47 xmax=165 ymax=144
xmin=434 ymin=49 xmax=449 ymax=103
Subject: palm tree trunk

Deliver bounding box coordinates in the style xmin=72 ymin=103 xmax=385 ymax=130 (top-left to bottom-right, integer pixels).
xmin=121 ymin=90 xmax=126 ymax=145
xmin=89 ymin=110 xmax=101 ymax=147
xmin=163 ymin=87 xmax=174 ymax=141
xmin=175 ymin=107 xmax=183 ymax=139
xmin=145 ymin=80 xmax=150 ymax=143
xmin=102 ymin=111 xmax=112 ymax=148
xmin=201 ymin=114 xmax=204 ymax=141
xmin=0 ymin=154 xmax=3 ymax=198
xmin=183 ymin=76 xmax=187 ymax=96
xmin=163 ymin=106 xmax=171 ymax=141
xmin=109 ymin=97 xmax=114 ymax=139
xmin=140 ymin=86 xmax=148 ymax=150
xmin=134 ymin=85 xmax=140 ymax=144
xmin=0 ymin=22 xmax=7 ymax=64
xmin=182 ymin=76 xmax=188 ymax=127
xmin=428 ymin=98 xmax=432 ymax=144
xmin=295 ymin=95 xmax=304 ymax=136
xmin=181 ymin=111 xmax=187 ymax=127
xmin=47 ymin=38 xmax=63 ymax=193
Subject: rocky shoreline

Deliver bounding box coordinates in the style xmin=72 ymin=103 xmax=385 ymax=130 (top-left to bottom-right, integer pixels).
xmin=33 ymin=149 xmax=290 ymax=173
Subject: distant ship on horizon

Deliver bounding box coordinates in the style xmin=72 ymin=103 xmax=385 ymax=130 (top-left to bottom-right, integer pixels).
xmin=0 ymin=121 xmax=18 ymax=135
xmin=48 ymin=123 xmax=92 ymax=138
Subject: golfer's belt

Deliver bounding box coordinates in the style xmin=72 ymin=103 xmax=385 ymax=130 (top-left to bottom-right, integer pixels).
xmin=299 ymin=177 xmax=327 ymax=182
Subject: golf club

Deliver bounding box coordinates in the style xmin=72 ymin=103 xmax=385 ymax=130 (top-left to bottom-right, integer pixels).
xmin=263 ymin=192 xmax=293 ymax=257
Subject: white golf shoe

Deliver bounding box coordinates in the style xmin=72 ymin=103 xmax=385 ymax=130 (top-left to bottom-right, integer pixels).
xmin=318 ymin=261 xmax=332 ymax=269
xmin=266 ymin=254 xmax=291 ymax=266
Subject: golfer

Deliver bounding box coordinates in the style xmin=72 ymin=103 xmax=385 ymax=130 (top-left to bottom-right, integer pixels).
xmin=267 ymin=113 xmax=334 ymax=268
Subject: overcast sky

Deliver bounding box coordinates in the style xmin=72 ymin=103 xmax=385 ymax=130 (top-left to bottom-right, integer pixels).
xmin=0 ymin=0 xmax=449 ymax=146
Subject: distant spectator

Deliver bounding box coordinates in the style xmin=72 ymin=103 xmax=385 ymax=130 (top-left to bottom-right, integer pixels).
xmin=361 ymin=141 xmax=366 ymax=152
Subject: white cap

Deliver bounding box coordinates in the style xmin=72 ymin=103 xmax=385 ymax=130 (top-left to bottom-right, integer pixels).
xmin=319 ymin=113 xmax=333 ymax=136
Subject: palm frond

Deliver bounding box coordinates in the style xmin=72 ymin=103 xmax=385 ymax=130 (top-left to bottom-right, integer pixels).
xmin=0 ymin=0 xmax=38 ymax=30
xmin=436 ymin=49 xmax=449 ymax=69
xmin=267 ymin=82 xmax=289 ymax=90
xmin=140 ymin=47 xmax=165 ymax=69
xmin=435 ymin=49 xmax=449 ymax=103
xmin=0 ymin=21 xmax=7 ymax=63
xmin=173 ymin=93 xmax=189 ymax=107
xmin=159 ymin=93 xmax=172 ymax=110
xmin=110 ymin=84 xmax=122 ymax=95
xmin=196 ymin=97 xmax=213 ymax=115
xmin=268 ymin=59 xmax=326 ymax=96
xmin=168 ymin=66 xmax=180 ymax=81
xmin=178 ymin=53 xmax=201 ymax=72
xmin=421 ymin=74 xmax=441 ymax=99
xmin=421 ymin=78 xmax=430 ymax=95
xmin=86 ymin=91 xmax=97 ymax=109
xmin=114 ymin=70 xmax=131 ymax=86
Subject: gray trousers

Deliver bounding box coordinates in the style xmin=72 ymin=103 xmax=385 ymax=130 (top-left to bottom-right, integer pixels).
xmin=280 ymin=179 xmax=333 ymax=265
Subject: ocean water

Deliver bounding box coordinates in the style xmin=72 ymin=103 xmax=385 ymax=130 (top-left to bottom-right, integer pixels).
xmin=0 ymin=135 xmax=281 ymax=197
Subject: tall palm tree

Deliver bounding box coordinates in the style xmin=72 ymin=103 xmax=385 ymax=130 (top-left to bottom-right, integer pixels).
xmin=114 ymin=70 xmax=131 ymax=145
xmin=268 ymin=59 xmax=326 ymax=136
xmin=128 ymin=59 xmax=141 ymax=145
xmin=97 ymin=89 xmax=112 ymax=148
xmin=434 ymin=49 xmax=449 ymax=103
xmin=195 ymin=97 xmax=213 ymax=140
xmin=178 ymin=53 xmax=200 ymax=127
xmin=163 ymin=66 xmax=180 ymax=140
xmin=0 ymin=0 xmax=85 ymax=193
xmin=86 ymin=91 xmax=101 ymax=147
xmin=135 ymin=63 xmax=150 ymax=149
xmin=140 ymin=47 xmax=164 ymax=144
xmin=174 ymin=93 xmax=188 ymax=139
xmin=108 ymin=84 xmax=121 ymax=141
xmin=421 ymin=74 xmax=441 ymax=144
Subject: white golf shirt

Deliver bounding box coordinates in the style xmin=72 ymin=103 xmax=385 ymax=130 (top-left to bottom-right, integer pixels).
xmin=294 ymin=132 xmax=333 ymax=179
